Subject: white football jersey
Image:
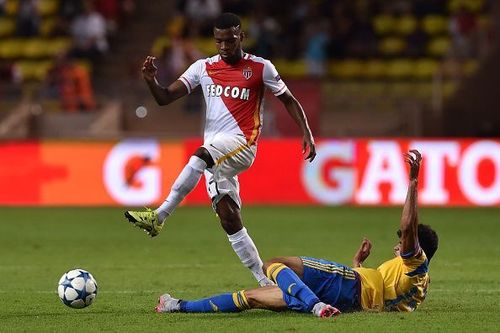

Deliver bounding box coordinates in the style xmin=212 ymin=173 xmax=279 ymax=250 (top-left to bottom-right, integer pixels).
xmin=178 ymin=53 xmax=287 ymax=145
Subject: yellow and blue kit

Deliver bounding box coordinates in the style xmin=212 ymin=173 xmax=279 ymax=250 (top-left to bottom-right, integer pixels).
xmin=352 ymin=266 xmax=384 ymax=311
xmin=178 ymin=251 xmax=429 ymax=314
xmin=179 ymin=257 xmax=362 ymax=314
xmin=378 ymin=247 xmax=429 ymax=311
xmin=267 ymin=257 xmax=361 ymax=313
xmin=354 ymin=247 xmax=430 ymax=312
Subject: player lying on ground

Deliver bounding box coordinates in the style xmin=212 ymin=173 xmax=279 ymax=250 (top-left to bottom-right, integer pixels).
xmin=124 ymin=12 xmax=315 ymax=287
xmin=154 ymin=150 xmax=439 ymax=317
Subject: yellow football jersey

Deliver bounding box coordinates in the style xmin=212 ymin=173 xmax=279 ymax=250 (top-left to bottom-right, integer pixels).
xmin=352 ymin=267 xmax=384 ymax=311
xmin=377 ymin=249 xmax=429 ymax=312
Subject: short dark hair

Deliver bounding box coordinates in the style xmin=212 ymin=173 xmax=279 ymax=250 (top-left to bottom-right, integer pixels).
xmin=418 ymin=224 xmax=438 ymax=261
xmin=214 ymin=12 xmax=241 ymax=30
xmin=396 ymin=224 xmax=439 ymax=261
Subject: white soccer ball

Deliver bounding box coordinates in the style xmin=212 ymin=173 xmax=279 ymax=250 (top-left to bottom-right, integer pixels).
xmin=57 ymin=268 xmax=98 ymax=309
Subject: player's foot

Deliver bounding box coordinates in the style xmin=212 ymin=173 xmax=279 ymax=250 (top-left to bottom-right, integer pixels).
xmin=312 ymin=302 xmax=341 ymax=318
xmin=155 ymin=293 xmax=181 ymax=313
xmin=124 ymin=208 xmax=164 ymax=237
xmin=258 ymin=277 xmax=275 ymax=287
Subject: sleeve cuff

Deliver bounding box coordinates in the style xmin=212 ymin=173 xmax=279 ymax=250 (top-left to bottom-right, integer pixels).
xmin=273 ymin=85 xmax=287 ymax=96
xmin=401 ymin=246 xmax=421 ymax=259
xmin=179 ymin=77 xmax=192 ymax=94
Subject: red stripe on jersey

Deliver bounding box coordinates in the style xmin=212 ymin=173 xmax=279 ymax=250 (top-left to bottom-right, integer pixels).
xmin=206 ymin=58 xmax=265 ymax=144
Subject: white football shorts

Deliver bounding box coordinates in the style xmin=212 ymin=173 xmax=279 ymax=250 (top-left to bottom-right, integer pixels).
xmin=202 ymin=133 xmax=257 ymax=210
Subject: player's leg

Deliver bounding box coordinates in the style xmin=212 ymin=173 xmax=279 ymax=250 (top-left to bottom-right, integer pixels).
xmin=200 ymin=133 xmax=270 ymax=285
xmin=243 ymin=286 xmax=287 ymax=310
xmin=216 ymin=195 xmax=273 ymax=286
xmin=124 ymin=147 xmax=212 ymax=237
xmin=156 ymin=286 xmax=338 ymax=317
xmin=155 ymin=147 xmax=213 ymax=220
xmin=265 ymin=261 xmax=341 ymax=317
xmin=263 ymin=256 xmax=304 ymax=278
xmin=245 ymin=283 xmax=340 ymax=318
xmin=155 ymin=286 xmax=284 ymax=313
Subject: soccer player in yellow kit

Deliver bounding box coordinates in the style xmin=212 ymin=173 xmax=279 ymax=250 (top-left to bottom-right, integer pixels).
xmin=354 ymin=150 xmax=438 ymax=311
xmin=155 ymin=150 xmax=439 ymax=317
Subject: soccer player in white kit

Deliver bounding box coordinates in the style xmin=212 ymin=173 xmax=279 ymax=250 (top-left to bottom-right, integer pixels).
xmin=125 ymin=13 xmax=316 ymax=286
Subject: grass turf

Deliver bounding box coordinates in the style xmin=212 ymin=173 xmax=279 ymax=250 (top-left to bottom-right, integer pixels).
xmin=0 ymin=206 xmax=499 ymax=332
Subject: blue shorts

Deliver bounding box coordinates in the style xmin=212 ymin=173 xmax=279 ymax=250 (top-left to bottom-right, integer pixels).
xmin=283 ymin=257 xmax=361 ymax=313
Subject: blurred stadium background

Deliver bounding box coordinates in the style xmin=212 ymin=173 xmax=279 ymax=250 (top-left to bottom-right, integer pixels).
xmin=1 ymin=1 xmax=499 ymax=331
xmin=0 ymin=0 xmax=498 ymax=207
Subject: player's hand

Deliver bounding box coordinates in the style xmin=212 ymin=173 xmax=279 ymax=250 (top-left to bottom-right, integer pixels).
xmin=142 ymin=56 xmax=158 ymax=82
xmin=404 ymin=150 xmax=422 ymax=181
xmin=353 ymin=237 xmax=372 ymax=267
xmin=303 ymin=134 xmax=316 ymax=162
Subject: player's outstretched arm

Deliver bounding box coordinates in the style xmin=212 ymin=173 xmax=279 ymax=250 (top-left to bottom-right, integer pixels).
xmin=353 ymin=237 xmax=372 ymax=267
xmin=277 ymin=90 xmax=316 ymax=162
xmin=142 ymin=56 xmax=188 ymax=106
xmin=399 ymin=150 xmax=422 ymax=256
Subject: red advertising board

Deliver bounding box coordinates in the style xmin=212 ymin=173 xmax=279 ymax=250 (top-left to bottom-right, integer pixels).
xmin=1 ymin=139 xmax=498 ymax=206
xmin=185 ymin=138 xmax=500 ymax=206
xmin=0 ymin=140 xmax=184 ymax=206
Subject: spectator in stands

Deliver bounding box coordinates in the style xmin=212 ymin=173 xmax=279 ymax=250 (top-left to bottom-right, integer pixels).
xmin=0 ymin=61 xmax=21 ymax=84
xmin=156 ymin=23 xmax=203 ymax=114
xmin=184 ymin=0 xmax=221 ymax=35
xmin=52 ymin=0 xmax=83 ymax=36
xmin=95 ymin=0 xmax=119 ymax=35
xmin=0 ymin=0 xmax=6 ymax=16
xmin=119 ymin=0 xmax=136 ymax=22
xmin=60 ymin=0 xmax=84 ymax=20
xmin=449 ymin=5 xmax=479 ymax=58
xmin=69 ymin=0 xmax=108 ymax=62
xmin=16 ymin=0 xmax=40 ymax=37
xmin=157 ymin=23 xmax=203 ymax=83
xmin=248 ymin=10 xmax=280 ymax=59
xmin=304 ymin=20 xmax=330 ymax=77
xmin=327 ymin=2 xmax=354 ymax=59
xmin=45 ymin=53 xmax=96 ymax=112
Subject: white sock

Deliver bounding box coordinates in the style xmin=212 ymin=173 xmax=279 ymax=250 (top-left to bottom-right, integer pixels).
xmin=156 ymin=156 xmax=206 ymax=222
xmin=228 ymin=227 xmax=270 ymax=285
xmin=312 ymin=302 xmax=327 ymax=317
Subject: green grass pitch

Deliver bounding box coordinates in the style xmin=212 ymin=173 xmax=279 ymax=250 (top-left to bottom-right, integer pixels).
xmin=0 ymin=206 xmax=499 ymax=332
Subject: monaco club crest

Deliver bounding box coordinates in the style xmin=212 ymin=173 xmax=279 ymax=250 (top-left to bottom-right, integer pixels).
xmin=242 ymin=66 xmax=252 ymax=80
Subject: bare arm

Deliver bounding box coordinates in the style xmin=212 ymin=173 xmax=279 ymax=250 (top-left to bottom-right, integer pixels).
xmin=277 ymin=90 xmax=316 ymax=162
xmin=399 ymin=150 xmax=422 ymax=256
xmin=352 ymin=238 xmax=372 ymax=267
xmin=142 ymin=56 xmax=189 ymax=106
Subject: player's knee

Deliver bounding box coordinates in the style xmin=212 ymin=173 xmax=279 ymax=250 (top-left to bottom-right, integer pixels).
xmin=243 ymin=290 xmax=259 ymax=308
xmin=262 ymin=257 xmax=283 ymax=275
xmin=193 ymin=147 xmax=214 ymax=168
xmin=217 ymin=201 xmax=242 ymax=233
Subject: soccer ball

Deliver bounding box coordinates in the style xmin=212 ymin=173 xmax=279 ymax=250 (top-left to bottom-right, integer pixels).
xmin=57 ymin=268 xmax=98 ymax=309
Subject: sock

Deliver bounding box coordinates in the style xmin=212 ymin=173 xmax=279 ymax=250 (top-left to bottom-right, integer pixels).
xmin=179 ymin=291 xmax=250 ymax=313
xmin=267 ymin=263 xmax=320 ymax=312
xmin=312 ymin=302 xmax=335 ymax=317
xmin=156 ymin=156 xmax=206 ymax=221
xmin=228 ymin=227 xmax=269 ymax=285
